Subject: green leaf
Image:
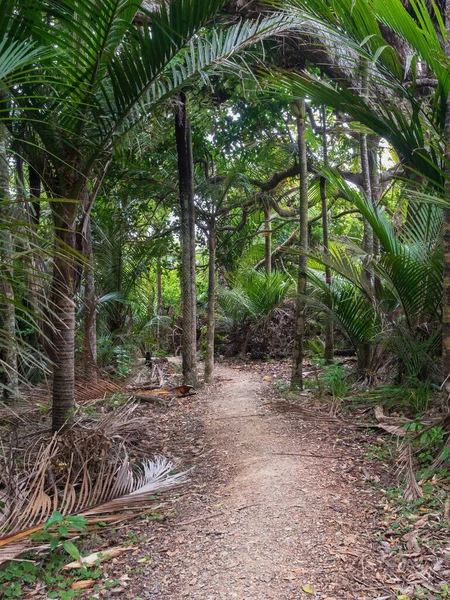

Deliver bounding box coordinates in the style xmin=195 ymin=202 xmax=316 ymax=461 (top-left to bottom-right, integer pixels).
xmin=62 ymin=540 xmax=81 ymax=562
xmin=50 ymin=537 xmax=59 ymax=550
xmin=44 ymin=511 xmax=63 ymax=531
xmin=65 ymin=515 xmax=88 ymax=531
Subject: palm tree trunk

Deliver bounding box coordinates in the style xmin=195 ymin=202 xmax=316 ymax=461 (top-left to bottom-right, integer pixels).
xmin=51 ymin=200 xmax=77 ymax=431
xmin=28 ymin=164 xmax=41 ymax=225
xmin=321 ymin=105 xmax=334 ymax=362
xmin=360 ymin=132 xmax=374 ymax=257
xmin=156 ymin=256 xmax=163 ymax=353
xmin=82 ymin=214 xmax=97 ymax=382
xmin=359 ymin=68 xmax=375 ymax=373
xmin=0 ymin=120 xmax=18 ymax=399
xmin=443 ymin=3 xmax=450 ymax=377
xmin=368 ymin=136 xmax=381 ymax=256
xmin=175 ymin=92 xmax=197 ymax=387
xmin=264 ymin=206 xmax=272 ymax=273
xmin=291 ymin=99 xmax=309 ymax=389
xmin=204 ymin=225 xmax=216 ymax=384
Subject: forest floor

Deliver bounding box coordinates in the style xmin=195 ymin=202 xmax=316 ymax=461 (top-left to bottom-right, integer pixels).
xmin=85 ymin=361 xmax=449 ymax=600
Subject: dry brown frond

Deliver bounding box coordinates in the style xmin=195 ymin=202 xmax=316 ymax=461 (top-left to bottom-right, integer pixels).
xmin=269 ymin=400 xmax=407 ymax=436
xmin=396 ymin=444 xmax=423 ymax=502
xmin=0 ymin=403 xmax=188 ymax=562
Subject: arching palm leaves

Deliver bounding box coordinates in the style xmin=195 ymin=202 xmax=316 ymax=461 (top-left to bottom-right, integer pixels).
xmin=217 ymin=269 xmax=293 ymax=327
xmin=5 ymin=0 xmax=292 ymax=428
xmin=268 ymin=0 xmax=449 ymax=187
xmin=302 ymin=173 xmax=442 ymax=375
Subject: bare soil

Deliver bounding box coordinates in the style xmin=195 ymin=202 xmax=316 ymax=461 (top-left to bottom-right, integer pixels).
xmin=109 ymin=363 xmax=394 ymax=600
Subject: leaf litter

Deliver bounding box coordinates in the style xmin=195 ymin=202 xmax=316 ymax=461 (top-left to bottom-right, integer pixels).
xmin=1 ymin=358 xmax=449 ymax=598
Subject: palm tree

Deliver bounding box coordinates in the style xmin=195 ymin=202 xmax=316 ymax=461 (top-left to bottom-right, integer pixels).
xmin=305 ymin=173 xmax=442 ymax=379
xmin=7 ymin=1 xmax=289 ymax=430
xmin=269 ymin=0 xmax=450 ymax=378
xmin=217 ymin=269 xmax=293 ymax=358
xmin=0 ymin=1 xmax=53 ymax=398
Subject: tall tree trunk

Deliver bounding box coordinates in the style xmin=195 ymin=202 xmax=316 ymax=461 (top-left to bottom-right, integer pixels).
xmin=51 ymin=199 xmax=78 ymax=431
xmin=82 ymin=213 xmax=97 ymax=382
xmin=264 ymin=206 xmax=272 ymax=273
xmin=28 ymin=165 xmax=41 ymax=225
xmin=156 ymin=256 xmax=163 ymax=353
xmin=442 ymin=3 xmax=450 ymax=378
xmin=359 ymin=63 xmax=375 ymax=374
xmin=360 ymin=61 xmax=374 ymax=260
xmin=175 ymin=92 xmax=197 ymax=387
xmin=0 ymin=120 xmax=18 ymax=399
xmin=321 ymin=105 xmax=334 ymax=362
xmin=359 ymin=131 xmax=375 ymax=372
xmin=369 ymin=136 xmax=381 ymax=255
xmin=360 ymin=132 xmax=374 ymax=257
xmin=204 ymin=225 xmax=216 ymax=384
xmin=291 ymin=99 xmax=309 ymax=389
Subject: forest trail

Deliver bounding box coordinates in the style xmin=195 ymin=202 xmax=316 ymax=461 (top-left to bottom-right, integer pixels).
xmin=146 ymin=364 xmax=377 ymax=600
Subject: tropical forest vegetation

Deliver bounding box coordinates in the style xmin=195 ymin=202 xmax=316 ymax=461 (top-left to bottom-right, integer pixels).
xmin=0 ymin=0 xmax=450 ymax=598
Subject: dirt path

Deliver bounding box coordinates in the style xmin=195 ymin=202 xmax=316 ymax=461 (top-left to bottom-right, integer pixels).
xmin=138 ymin=364 xmax=379 ymax=600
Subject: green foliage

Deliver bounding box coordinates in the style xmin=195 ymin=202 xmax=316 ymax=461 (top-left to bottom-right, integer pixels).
xmin=320 ymin=363 xmax=350 ymax=399
xmin=404 ymin=423 xmax=449 ymax=469
xmin=350 ymin=380 xmax=438 ymax=416
xmin=0 ymin=513 xmax=98 ymax=599
xmin=217 ymin=269 xmax=292 ymax=327
xmin=33 ymin=512 xmax=88 ymax=556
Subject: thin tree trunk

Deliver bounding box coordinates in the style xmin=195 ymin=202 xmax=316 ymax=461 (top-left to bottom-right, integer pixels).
xmin=82 ymin=213 xmax=97 ymax=382
xmin=255 ymin=228 xmax=298 ymax=270
xmin=360 ymin=132 xmax=373 ymax=256
xmin=204 ymin=225 xmax=216 ymax=384
xmin=368 ymin=136 xmax=381 ymax=257
xmin=156 ymin=256 xmax=163 ymax=353
xmin=291 ymin=99 xmax=309 ymax=389
xmin=321 ymin=105 xmax=334 ymax=362
xmin=359 ymin=62 xmax=375 ymax=373
xmin=51 ymin=199 xmax=77 ymax=431
xmin=29 ymin=165 xmax=41 ymax=224
xmin=175 ymin=92 xmax=197 ymax=387
xmin=359 ymin=60 xmax=374 ymax=260
xmin=442 ymin=3 xmax=450 ymax=378
xmin=369 ymin=136 xmax=382 ymax=298
xmin=359 ymin=130 xmax=374 ymax=372
xmin=264 ymin=206 xmax=272 ymax=273
xmin=0 ymin=120 xmax=18 ymax=398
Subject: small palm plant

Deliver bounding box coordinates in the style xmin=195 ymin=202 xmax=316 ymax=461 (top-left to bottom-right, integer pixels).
xmin=217 ymin=269 xmax=293 ymax=357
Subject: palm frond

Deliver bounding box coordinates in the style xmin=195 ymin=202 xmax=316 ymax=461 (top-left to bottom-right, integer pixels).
xmin=0 ymin=404 xmax=188 ymax=550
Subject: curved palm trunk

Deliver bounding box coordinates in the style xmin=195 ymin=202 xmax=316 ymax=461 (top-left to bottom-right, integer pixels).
xmin=291 ymin=99 xmax=309 ymax=389
xmin=51 ymin=200 xmax=77 ymax=431
xmin=204 ymin=226 xmax=216 ymax=383
xmin=175 ymin=92 xmax=198 ymax=387
xmin=0 ymin=121 xmax=18 ymax=399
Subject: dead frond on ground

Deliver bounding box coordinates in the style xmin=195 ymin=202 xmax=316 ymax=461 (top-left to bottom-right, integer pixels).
xmin=396 ymin=443 xmax=423 ymax=501
xmin=0 ymin=402 xmax=188 ymax=563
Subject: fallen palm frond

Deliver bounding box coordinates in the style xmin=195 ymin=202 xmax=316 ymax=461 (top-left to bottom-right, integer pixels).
xmin=28 ymin=376 xmax=122 ymax=407
xmin=0 ymin=405 xmax=189 ymax=562
xmin=396 ymin=444 xmax=423 ymax=502
xmin=268 ymin=400 xmax=407 ymax=435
